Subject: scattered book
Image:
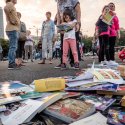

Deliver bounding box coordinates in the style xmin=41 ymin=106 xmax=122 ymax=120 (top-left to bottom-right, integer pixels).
xmin=78 ymin=94 xmax=116 ymax=111
xmin=44 ymin=98 xmax=95 ymax=123
xmin=107 ymin=109 xmax=125 ymax=125
xmin=121 ymin=96 xmax=125 ymax=107
xmin=34 ymin=78 xmax=65 ymax=92
xmin=0 ymin=105 xmax=6 ymax=112
xmin=70 ymin=112 xmax=108 ymax=125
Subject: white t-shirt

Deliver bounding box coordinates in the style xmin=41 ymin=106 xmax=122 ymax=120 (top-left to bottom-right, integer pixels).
xmin=64 ymin=20 xmax=77 ymax=40
xmin=25 ymin=36 xmax=33 ymax=46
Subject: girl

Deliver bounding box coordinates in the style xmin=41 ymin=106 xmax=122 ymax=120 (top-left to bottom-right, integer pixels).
xmin=108 ymin=2 xmax=120 ymax=66
xmin=61 ymin=9 xmax=79 ymax=70
xmin=96 ymin=5 xmax=110 ymax=65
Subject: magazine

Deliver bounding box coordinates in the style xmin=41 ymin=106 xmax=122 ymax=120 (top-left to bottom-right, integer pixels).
xmin=44 ymin=99 xmax=95 ymax=123
xmin=0 ymin=99 xmax=42 ymax=125
xmin=102 ymin=10 xmax=115 ymax=25
xmin=57 ymin=24 xmax=73 ymax=32
xmin=107 ymin=109 xmax=125 ymax=125
xmin=78 ymin=94 xmax=116 ymax=111
xmin=70 ymin=112 xmax=108 ymax=125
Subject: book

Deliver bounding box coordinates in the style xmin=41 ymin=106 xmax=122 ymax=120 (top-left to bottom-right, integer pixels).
xmin=0 ymin=81 xmax=33 ymax=94
xmin=70 ymin=112 xmax=108 ymax=125
xmin=78 ymin=94 xmax=116 ymax=111
xmin=0 ymin=99 xmax=42 ymax=125
xmin=0 ymin=105 xmax=6 ymax=112
xmin=34 ymin=78 xmax=65 ymax=92
xmin=107 ymin=109 xmax=125 ymax=125
xmin=57 ymin=24 xmax=73 ymax=32
xmin=62 ymin=92 xmax=81 ymax=99
xmin=44 ymin=99 xmax=95 ymax=123
xmin=121 ymin=96 xmax=125 ymax=107
xmin=102 ymin=10 xmax=115 ymax=25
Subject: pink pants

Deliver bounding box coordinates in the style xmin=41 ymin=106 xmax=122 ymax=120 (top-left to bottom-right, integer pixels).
xmin=63 ymin=39 xmax=78 ymax=64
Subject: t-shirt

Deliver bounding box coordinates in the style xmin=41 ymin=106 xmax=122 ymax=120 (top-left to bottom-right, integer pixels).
xmin=64 ymin=20 xmax=77 ymax=40
xmin=57 ymin=0 xmax=79 ymax=22
xmin=25 ymin=36 xmax=33 ymax=46
xmin=55 ymin=41 xmax=61 ymax=49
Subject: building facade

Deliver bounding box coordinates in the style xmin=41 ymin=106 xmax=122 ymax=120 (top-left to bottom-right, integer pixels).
xmin=0 ymin=7 xmax=4 ymax=38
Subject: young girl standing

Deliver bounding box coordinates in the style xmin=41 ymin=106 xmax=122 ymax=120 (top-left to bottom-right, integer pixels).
xmin=61 ymin=10 xmax=79 ymax=70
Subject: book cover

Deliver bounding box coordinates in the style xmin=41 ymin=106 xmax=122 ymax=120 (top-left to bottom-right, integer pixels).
xmin=57 ymin=24 xmax=73 ymax=32
xmin=0 ymin=99 xmax=42 ymax=125
xmin=107 ymin=109 xmax=125 ymax=125
xmin=78 ymin=94 xmax=116 ymax=111
xmin=102 ymin=10 xmax=115 ymax=25
xmin=44 ymin=99 xmax=95 ymax=123
xmin=70 ymin=112 xmax=108 ymax=125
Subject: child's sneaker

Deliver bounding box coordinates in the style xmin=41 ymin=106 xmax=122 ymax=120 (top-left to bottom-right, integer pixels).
xmin=74 ymin=63 xmax=80 ymax=70
xmin=61 ymin=63 xmax=67 ymax=70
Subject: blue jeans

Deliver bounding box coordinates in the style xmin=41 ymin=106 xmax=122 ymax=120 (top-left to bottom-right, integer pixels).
xmin=6 ymin=30 xmax=19 ymax=65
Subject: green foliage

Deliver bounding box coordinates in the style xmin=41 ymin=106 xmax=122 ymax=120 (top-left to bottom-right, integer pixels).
xmin=0 ymin=38 xmax=9 ymax=57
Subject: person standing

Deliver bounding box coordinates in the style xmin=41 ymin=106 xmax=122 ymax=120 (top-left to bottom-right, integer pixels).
xmin=0 ymin=43 xmax=3 ymax=61
xmin=24 ymin=30 xmax=34 ymax=62
xmin=39 ymin=12 xmax=55 ymax=64
xmin=55 ymin=0 xmax=81 ymax=69
xmin=16 ymin=12 xmax=26 ymax=66
xmin=108 ymin=2 xmax=120 ymax=66
xmin=4 ymin=0 xmax=20 ymax=69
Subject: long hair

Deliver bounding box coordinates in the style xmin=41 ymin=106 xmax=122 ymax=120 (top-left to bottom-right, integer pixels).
xmin=6 ymin=0 xmax=11 ymax=3
xmin=63 ymin=9 xmax=75 ymax=22
xmin=102 ymin=5 xmax=109 ymax=13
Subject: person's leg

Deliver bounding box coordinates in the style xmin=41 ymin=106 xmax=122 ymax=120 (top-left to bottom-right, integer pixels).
xmin=99 ymin=36 xmax=104 ymax=62
xmin=60 ymin=34 xmax=64 ymax=64
xmin=29 ymin=45 xmax=33 ymax=61
xmin=48 ymin=37 xmax=53 ymax=63
xmin=109 ymin=37 xmax=116 ymax=61
xmin=63 ymin=39 xmax=69 ymax=64
xmin=25 ymin=45 xmax=29 ymax=61
xmin=6 ymin=31 xmax=18 ymax=66
xmin=103 ymin=35 xmax=110 ymax=61
xmin=69 ymin=39 xmax=78 ymax=63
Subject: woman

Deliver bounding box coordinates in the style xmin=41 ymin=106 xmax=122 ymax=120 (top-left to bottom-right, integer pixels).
xmin=108 ymin=2 xmax=120 ymax=66
xmin=96 ymin=5 xmax=110 ymax=65
xmin=38 ymin=12 xmax=55 ymax=64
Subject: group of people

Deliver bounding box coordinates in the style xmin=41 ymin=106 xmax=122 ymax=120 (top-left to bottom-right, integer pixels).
xmin=4 ymin=0 xmax=121 ymax=70
xmin=95 ymin=2 xmax=120 ymax=66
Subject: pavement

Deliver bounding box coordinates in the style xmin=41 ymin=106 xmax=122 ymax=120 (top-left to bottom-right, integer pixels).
xmin=0 ymin=57 xmax=96 ymax=84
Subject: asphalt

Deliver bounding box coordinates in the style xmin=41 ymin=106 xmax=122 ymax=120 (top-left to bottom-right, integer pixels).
xmin=0 ymin=57 xmax=96 ymax=84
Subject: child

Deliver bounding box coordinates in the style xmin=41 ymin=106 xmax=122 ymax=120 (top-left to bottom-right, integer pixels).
xmin=96 ymin=5 xmax=111 ymax=65
xmin=119 ymin=48 xmax=125 ymax=62
xmin=61 ymin=9 xmax=79 ymax=69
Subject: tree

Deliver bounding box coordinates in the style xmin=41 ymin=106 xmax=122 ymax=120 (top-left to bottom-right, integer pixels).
xmin=0 ymin=38 xmax=9 ymax=57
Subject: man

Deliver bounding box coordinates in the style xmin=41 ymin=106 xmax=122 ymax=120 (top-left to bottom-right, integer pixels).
xmin=4 ymin=0 xmax=20 ymax=69
xmin=55 ymin=0 xmax=81 ymax=68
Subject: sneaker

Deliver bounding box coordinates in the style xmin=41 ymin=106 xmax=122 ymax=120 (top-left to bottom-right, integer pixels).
xmin=61 ymin=63 xmax=67 ymax=70
xmin=101 ymin=61 xmax=109 ymax=65
xmin=70 ymin=63 xmax=75 ymax=69
xmin=54 ymin=64 xmax=61 ymax=69
xmin=74 ymin=63 xmax=80 ymax=70
xmin=108 ymin=61 xmax=119 ymax=66
xmin=8 ymin=64 xmax=20 ymax=70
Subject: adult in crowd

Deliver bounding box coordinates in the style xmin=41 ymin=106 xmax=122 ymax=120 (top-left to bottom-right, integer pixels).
xmin=4 ymin=0 xmax=20 ymax=69
xmin=0 ymin=43 xmax=3 ymax=61
xmin=55 ymin=37 xmax=61 ymax=59
xmin=37 ymin=40 xmax=42 ymax=60
xmin=108 ymin=2 xmax=120 ymax=66
xmin=38 ymin=12 xmax=55 ymax=64
xmin=55 ymin=0 xmax=81 ymax=69
xmin=24 ymin=30 xmax=34 ymax=62
xmin=16 ymin=12 xmax=26 ymax=66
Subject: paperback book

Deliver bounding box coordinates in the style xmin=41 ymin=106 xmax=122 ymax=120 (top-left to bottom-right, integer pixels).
xmin=57 ymin=24 xmax=73 ymax=32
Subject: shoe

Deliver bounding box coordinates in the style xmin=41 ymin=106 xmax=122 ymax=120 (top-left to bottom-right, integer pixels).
xmin=8 ymin=64 xmax=21 ymax=70
xmin=61 ymin=63 xmax=67 ymax=70
xmin=38 ymin=62 xmax=45 ymax=64
xmin=101 ymin=61 xmax=109 ymax=65
xmin=54 ymin=64 xmax=61 ymax=69
xmin=70 ymin=63 xmax=74 ymax=69
xmin=108 ymin=61 xmax=119 ymax=66
xmin=74 ymin=63 xmax=80 ymax=70
xmin=49 ymin=61 xmax=53 ymax=64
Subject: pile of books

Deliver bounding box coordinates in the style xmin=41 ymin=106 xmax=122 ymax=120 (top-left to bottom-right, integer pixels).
xmin=0 ymin=64 xmax=125 ymax=125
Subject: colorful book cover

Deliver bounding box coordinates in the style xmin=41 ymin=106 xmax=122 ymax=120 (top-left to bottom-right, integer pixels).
xmin=78 ymin=94 xmax=116 ymax=111
xmin=102 ymin=10 xmax=115 ymax=25
xmin=44 ymin=99 xmax=95 ymax=123
xmin=57 ymin=24 xmax=73 ymax=32
xmin=107 ymin=109 xmax=125 ymax=125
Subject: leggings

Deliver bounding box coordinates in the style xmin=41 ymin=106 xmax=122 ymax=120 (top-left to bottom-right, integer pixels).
xmin=99 ymin=35 xmax=110 ymax=62
xmin=109 ymin=36 xmax=116 ymax=61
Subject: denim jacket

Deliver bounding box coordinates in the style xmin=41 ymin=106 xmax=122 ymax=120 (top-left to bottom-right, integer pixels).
xmin=41 ymin=20 xmax=55 ymax=39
